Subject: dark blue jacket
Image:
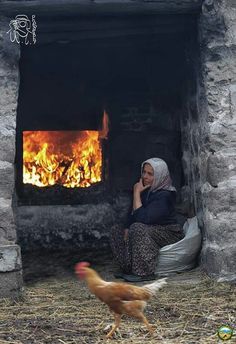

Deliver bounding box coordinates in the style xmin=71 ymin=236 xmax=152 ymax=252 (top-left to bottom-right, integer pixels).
xmin=128 ymin=189 xmax=177 ymax=226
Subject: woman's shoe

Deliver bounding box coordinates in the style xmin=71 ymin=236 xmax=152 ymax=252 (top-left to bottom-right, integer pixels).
xmin=122 ymin=274 xmax=157 ymax=282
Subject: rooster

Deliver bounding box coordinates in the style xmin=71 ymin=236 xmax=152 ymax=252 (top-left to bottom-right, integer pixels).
xmin=75 ymin=262 xmax=167 ymax=338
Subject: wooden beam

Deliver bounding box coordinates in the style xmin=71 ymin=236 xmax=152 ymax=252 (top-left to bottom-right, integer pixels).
xmin=20 ymin=14 xmax=196 ymax=45
xmin=0 ymin=0 xmax=202 ymax=17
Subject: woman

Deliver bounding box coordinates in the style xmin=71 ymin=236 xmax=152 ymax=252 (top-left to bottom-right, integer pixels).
xmin=110 ymin=157 xmax=184 ymax=282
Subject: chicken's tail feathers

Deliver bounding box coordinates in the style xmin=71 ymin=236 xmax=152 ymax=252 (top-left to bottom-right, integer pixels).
xmin=143 ymin=277 xmax=167 ymax=296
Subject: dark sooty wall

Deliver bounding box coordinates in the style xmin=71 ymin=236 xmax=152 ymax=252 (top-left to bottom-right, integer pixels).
xmin=16 ymin=21 xmax=194 ymax=204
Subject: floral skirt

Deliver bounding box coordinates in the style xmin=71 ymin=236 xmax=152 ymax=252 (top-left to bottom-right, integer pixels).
xmin=110 ymin=222 xmax=184 ymax=277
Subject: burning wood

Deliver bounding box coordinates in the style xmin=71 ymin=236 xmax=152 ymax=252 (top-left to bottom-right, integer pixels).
xmin=23 ymin=112 xmax=109 ymax=188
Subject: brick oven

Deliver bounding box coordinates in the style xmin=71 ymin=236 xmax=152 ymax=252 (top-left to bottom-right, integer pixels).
xmin=0 ymin=0 xmax=235 ymax=297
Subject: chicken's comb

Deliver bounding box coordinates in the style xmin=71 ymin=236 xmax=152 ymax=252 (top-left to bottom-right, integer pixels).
xmin=75 ymin=261 xmax=90 ymax=273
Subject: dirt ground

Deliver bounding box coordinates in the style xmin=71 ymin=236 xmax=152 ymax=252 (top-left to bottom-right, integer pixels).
xmin=0 ymin=250 xmax=235 ymax=344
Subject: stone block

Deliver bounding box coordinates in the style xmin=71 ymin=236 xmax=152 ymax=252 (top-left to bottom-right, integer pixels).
xmin=0 ymin=133 xmax=16 ymax=163
xmin=230 ymin=83 xmax=236 ymax=112
xmin=203 ymin=210 xmax=236 ymax=245
xmin=0 ymin=115 xmax=16 ymax=132
xmin=205 ymin=49 xmax=236 ymax=83
xmin=208 ymin=108 xmax=236 ymax=151
xmin=0 ymin=74 xmax=18 ymax=102
xmin=0 ymin=43 xmax=20 ymax=114
xmin=0 ymin=114 xmax=16 ymax=164
xmin=207 ymin=150 xmax=236 ymax=186
xmin=0 ymin=270 xmax=23 ymax=298
xmin=0 ymin=161 xmax=14 ymax=198
xmin=206 ymin=88 xmax=232 ymax=125
xmin=224 ymin=11 xmax=236 ymax=46
xmin=201 ymin=243 xmax=236 ymax=282
xmin=0 ymin=198 xmax=16 ymax=243
xmin=0 ymin=244 xmax=22 ymax=272
xmin=202 ymin=180 xmax=235 ymax=215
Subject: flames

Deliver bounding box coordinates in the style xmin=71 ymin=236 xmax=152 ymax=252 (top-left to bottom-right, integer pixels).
xmin=23 ymin=111 xmax=109 ymax=188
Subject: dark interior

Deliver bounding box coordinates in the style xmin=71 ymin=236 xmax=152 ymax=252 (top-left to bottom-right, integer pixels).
xmin=15 ymin=14 xmax=198 ymax=205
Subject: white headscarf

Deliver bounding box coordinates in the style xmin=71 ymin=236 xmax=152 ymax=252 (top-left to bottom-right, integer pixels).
xmin=141 ymin=158 xmax=176 ymax=193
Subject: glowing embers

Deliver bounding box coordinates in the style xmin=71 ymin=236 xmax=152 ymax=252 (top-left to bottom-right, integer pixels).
xmin=23 ymin=113 xmax=109 ymax=188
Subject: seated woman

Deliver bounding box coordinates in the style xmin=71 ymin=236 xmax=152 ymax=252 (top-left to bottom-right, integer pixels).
xmin=110 ymin=157 xmax=185 ymax=282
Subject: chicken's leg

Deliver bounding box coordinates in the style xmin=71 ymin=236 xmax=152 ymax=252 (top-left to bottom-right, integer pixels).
xmin=106 ymin=313 xmax=121 ymax=339
xmin=138 ymin=313 xmax=155 ymax=336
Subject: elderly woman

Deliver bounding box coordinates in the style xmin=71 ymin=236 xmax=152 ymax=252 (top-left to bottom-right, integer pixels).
xmin=110 ymin=158 xmax=184 ymax=282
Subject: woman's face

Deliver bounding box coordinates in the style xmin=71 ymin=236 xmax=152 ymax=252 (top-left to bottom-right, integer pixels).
xmin=142 ymin=163 xmax=154 ymax=186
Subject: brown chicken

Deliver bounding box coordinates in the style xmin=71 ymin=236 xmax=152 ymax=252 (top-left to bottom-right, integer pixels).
xmin=75 ymin=262 xmax=167 ymax=338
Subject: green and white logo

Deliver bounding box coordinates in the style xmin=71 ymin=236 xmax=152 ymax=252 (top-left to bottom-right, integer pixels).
xmin=217 ymin=325 xmax=233 ymax=341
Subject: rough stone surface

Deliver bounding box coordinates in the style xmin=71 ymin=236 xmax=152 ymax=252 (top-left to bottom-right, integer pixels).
xmin=180 ymin=0 xmax=236 ymax=281
xmin=198 ymin=0 xmax=236 ymax=281
xmin=0 ymin=135 xmax=16 ymax=164
xmin=202 ymin=178 xmax=236 ymax=215
xmin=207 ymin=149 xmax=236 ymax=186
xmin=0 ymin=271 xmax=23 ymax=298
xmin=201 ymin=243 xmax=236 ymax=282
xmin=0 ymin=198 xmax=17 ymax=244
xmin=0 ymin=116 xmax=17 ymax=164
xmin=0 ymin=160 xmax=15 ymax=199
xmin=0 ymin=16 xmax=22 ymax=297
xmin=0 ymin=18 xmax=19 ymax=164
xmin=0 ymin=244 xmax=22 ymax=272
xmin=203 ymin=209 xmax=236 ymax=246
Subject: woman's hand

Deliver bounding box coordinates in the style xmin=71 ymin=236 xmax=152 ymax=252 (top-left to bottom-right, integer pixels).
xmin=133 ymin=178 xmax=150 ymax=194
xmin=132 ymin=179 xmax=150 ymax=210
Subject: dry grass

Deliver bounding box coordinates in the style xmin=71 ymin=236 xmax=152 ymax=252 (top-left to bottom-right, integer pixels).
xmin=0 ymin=251 xmax=235 ymax=344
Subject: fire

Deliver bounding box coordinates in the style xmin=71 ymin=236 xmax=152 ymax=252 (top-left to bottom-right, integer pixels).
xmin=23 ymin=112 xmax=109 ymax=188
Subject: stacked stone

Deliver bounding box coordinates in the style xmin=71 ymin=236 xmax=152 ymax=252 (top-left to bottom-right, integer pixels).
xmin=0 ymin=17 xmax=23 ymax=297
xmin=199 ymin=0 xmax=236 ymax=281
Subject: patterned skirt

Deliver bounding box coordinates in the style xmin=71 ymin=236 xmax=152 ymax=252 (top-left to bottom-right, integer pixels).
xmin=109 ymin=222 xmax=184 ymax=277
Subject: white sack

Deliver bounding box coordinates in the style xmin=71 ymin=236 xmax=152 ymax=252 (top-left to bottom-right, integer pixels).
xmin=156 ymin=217 xmax=202 ymax=275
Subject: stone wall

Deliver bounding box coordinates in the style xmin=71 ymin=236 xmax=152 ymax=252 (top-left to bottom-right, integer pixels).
xmin=0 ymin=16 xmax=23 ymax=296
xmin=16 ymin=197 xmax=131 ymax=252
xmin=198 ymin=0 xmax=236 ymax=281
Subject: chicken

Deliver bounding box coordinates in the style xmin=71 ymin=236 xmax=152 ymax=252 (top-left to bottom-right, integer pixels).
xmin=75 ymin=262 xmax=167 ymax=338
